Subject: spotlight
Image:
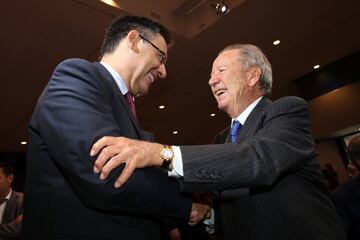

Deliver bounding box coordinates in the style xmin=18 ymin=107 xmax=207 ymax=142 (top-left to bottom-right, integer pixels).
xmin=212 ymin=1 xmax=230 ymax=15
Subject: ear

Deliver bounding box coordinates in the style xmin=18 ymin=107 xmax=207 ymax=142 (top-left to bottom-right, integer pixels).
xmin=7 ymin=174 xmax=14 ymax=184
xmin=247 ymin=66 xmax=261 ymax=87
xmin=126 ymin=30 xmax=140 ymax=52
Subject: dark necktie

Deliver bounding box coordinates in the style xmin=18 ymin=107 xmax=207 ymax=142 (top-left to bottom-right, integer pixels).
xmin=124 ymin=92 xmax=136 ymax=118
xmin=230 ymin=120 xmax=242 ymax=143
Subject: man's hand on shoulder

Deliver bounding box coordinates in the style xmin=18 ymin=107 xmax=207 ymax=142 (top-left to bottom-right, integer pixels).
xmin=91 ymin=136 xmax=163 ymax=188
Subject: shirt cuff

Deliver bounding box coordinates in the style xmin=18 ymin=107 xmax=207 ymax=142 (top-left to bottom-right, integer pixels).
xmin=168 ymin=146 xmax=184 ymax=178
xmin=203 ymin=208 xmax=215 ymax=234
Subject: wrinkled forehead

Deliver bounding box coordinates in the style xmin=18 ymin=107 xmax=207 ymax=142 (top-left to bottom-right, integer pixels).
xmin=213 ymin=49 xmax=241 ymax=68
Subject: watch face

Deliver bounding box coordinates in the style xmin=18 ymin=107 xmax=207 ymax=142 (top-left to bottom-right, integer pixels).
xmin=163 ymin=148 xmax=174 ymax=159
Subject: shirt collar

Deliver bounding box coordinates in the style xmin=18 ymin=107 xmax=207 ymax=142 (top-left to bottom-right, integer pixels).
xmin=99 ymin=62 xmax=129 ymax=95
xmin=4 ymin=189 xmax=11 ymax=201
xmin=231 ymin=96 xmax=263 ymax=126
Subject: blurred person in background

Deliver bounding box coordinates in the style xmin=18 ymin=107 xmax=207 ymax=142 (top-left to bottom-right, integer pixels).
xmin=0 ymin=162 xmax=23 ymax=240
xmin=331 ymin=135 xmax=360 ymax=240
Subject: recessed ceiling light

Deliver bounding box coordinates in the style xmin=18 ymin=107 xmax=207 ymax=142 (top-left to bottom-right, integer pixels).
xmin=99 ymin=0 xmax=120 ymax=8
xmin=313 ymin=64 xmax=320 ymax=69
xmin=273 ymin=40 xmax=280 ymax=45
xmin=159 ymin=105 xmax=165 ymax=109
xmin=21 ymin=141 xmax=27 ymax=145
xmin=210 ymin=113 xmax=216 ymax=117
xmin=173 ymin=131 xmax=178 ymax=135
xmin=212 ymin=2 xmax=230 ymax=15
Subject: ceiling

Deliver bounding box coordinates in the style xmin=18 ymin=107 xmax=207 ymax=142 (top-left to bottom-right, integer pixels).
xmin=1 ymin=0 xmax=360 ymax=152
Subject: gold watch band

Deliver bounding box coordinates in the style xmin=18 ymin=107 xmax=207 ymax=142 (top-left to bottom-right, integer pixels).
xmin=161 ymin=145 xmax=174 ymax=171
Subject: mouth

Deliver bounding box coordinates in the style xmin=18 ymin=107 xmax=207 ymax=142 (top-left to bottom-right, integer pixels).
xmin=148 ymin=72 xmax=155 ymax=83
xmin=214 ymin=89 xmax=227 ymax=97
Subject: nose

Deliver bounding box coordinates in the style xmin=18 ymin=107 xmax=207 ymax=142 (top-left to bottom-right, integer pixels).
xmin=157 ymin=64 xmax=167 ymax=79
xmin=208 ymin=74 xmax=219 ymax=88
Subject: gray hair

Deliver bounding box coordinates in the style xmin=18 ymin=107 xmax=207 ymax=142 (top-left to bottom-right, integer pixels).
xmin=220 ymin=44 xmax=273 ymax=96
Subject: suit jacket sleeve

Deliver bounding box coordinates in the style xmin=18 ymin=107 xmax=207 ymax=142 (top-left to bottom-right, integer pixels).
xmin=0 ymin=191 xmax=23 ymax=240
xmin=0 ymin=220 xmax=21 ymax=240
xmin=214 ymin=129 xmax=250 ymax=200
xmin=30 ymin=59 xmax=191 ymax=218
xmin=179 ymin=97 xmax=316 ymax=192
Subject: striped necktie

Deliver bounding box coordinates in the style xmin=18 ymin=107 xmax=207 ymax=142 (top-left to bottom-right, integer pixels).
xmin=230 ymin=120 xmax=242 ymax=143
xmin=124 ymin=92 xmax=136 ymax=118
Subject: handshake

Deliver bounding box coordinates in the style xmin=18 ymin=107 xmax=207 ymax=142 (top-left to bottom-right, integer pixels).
xmin=189 ymin=192 xmax=212 ymax=226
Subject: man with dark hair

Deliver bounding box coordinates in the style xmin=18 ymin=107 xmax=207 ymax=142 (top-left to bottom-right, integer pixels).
xmin=331 ymin=135 xmax=360 ymax=240
xmin=24 ymin=15 xmax=208 ymax=240
xmin=0 ymin=162 xmax=23 ymax=240
xmin=91 ymin=44 xmax=346 ymax=240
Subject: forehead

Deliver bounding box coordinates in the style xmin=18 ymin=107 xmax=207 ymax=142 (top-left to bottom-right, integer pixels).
xmin=213 ymin=49 xmax=240 ymax=66
xmin=151 ymin=34 xmax=168 ymax=54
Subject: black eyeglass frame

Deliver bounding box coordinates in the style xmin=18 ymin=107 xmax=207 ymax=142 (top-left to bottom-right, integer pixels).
xmin=139 ymin=34 xmax=167 ymax=64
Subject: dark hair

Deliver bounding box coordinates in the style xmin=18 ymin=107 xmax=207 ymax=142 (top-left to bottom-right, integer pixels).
xmin=348 ymin=135 xmax=360 ymax=162
xmin=0 ymin=162 xmax=13 ymax=176
xmin=100 ymin=15 xmax=171 ymax=57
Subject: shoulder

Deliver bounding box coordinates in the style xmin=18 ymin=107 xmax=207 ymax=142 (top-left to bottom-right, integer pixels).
xmin=267 ymin=96 xmax=309 ymax=116
xmin=272 ymin=96 xmax=307 ymax=108
xmin=54 ymin=58 xmax=96 ymax=74
xmin=11 ymin=191 xmax=24 ymax=202
xmin=51 ymin=58 xmax=102 ymax=87
xmin=56 ymin=58 xmax=92 ymax=68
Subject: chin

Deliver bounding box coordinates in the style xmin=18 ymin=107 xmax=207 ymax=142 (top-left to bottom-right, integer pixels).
xmin=140 ymin=86 xmax=150 ymax=95
xmin=217 ymin=99 xmax=228 ymax=109
xmin=217 ymin=103 xmax=226 ymax=112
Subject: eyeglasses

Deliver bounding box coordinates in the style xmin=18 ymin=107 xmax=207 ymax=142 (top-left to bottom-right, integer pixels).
xmin=139 ymin=35 xmax=167 ymax=64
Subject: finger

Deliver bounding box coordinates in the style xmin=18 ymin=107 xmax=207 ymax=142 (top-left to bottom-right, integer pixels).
xmin=100 ymin=154 xmax=127 ymax=180
xmin=190 ymin=209 xmax=198 ymax=219
xmin=94 ymin=143 xmax=120 ymax=173
xmin=114 ymin=161 xmax=136 ymax=188
xmin=189 ymin=211 xmax=199 ymax=225
xmin=90 ymin=136 xmax=118 ymax=156
xmin=188 ymin=214 xmax=200 ymax=226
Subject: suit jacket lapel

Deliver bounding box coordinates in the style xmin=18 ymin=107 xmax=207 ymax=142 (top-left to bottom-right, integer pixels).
xmin=224 ymin=97 xmax=272 ymax=143
xmin=237 ymin=96 xmax=272 ymax=141
xmin=92 ymin=62 xmax=143 ymax=139
xmin=2 ymin=191 xmax=15 ymax=223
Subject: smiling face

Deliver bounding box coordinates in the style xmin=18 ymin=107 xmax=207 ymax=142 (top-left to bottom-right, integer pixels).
xmin=209 ymin=49 xmax=262 ymax=118
xmin=129 ymin=33 xmax=167 ymax=96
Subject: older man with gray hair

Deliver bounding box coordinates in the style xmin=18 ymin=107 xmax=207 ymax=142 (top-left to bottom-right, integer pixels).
xmin=91 ymin=44 xmax=346 ymax=240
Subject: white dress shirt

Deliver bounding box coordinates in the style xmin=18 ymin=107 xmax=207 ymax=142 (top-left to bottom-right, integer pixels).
xmin=100 ymin=62 xmax=129 ymax=95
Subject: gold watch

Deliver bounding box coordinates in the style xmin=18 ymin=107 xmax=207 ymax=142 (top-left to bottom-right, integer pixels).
xmin=160 ymin=145 xmax=174 ymax=171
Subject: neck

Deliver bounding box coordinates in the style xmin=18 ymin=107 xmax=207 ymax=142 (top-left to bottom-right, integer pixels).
xmin=101 ymin=52 xmax=132 ymax=88
xmin=228 ymin=93 xmax=263 ymax=119
xmin=0 ymin=188 xmax=10 ymax=203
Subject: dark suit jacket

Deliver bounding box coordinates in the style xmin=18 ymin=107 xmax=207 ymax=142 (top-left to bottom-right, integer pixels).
xmin=179 ymin=97 xmax=346 ymax=240
xmin=0 ymin=191 xmax=23 ymax=240
xmin=330 ymin=175 xmax=360 ymax=240
xmin=24 ymin=59 xmax=192 ymax=240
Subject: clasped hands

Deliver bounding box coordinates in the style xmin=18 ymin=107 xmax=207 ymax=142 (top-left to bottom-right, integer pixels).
xmin=91 ymin=136 xmax=211 ymax=225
